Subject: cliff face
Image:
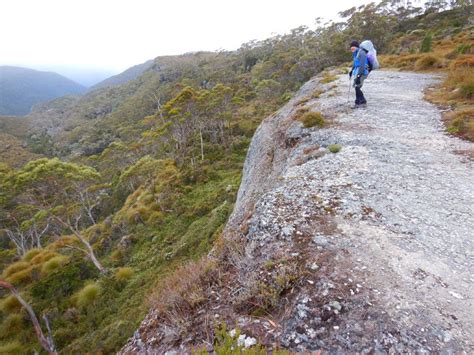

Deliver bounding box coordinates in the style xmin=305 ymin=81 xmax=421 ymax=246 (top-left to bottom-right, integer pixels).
xmin=121 ymin=69 xmax=474 ymax=353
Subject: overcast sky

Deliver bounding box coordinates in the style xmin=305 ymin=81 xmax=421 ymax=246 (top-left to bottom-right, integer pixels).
xmin=1 ymin=0 xmax=371 ymax=74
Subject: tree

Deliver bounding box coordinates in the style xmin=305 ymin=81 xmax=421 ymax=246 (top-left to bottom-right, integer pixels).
xmin=143 ymin=85 xmax=235 ymax=165
xmin=5 ymin=158 xmax=108 ymax=273
xmin=0 ymin=279 xmax=57 ymax=354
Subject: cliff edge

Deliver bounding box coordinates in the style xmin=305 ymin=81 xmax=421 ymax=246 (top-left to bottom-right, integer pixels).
xmin=121 ymin=70 xmax=474 ymax=353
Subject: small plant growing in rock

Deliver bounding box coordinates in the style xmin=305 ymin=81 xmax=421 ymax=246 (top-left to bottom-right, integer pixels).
xmin=328 ymin=144 xmax=342 ymax=153
xmin=300 ymin=112 xmax=325 ymax=128
xmin=312 ymin=89 xmax=324 ymax=99
xmin=321 ymin=73 xmax=338 ymax=84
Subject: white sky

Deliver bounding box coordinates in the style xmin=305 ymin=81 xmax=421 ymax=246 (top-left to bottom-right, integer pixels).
xmin=0 ymin=0 xmax=371 ymax=73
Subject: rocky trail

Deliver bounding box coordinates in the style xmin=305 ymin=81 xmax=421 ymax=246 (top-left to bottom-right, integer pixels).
xmin=122 ymin=71 xmax=473 ymax=354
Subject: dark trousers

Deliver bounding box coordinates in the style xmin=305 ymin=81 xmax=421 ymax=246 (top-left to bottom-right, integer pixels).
xmin=355 ymin=86 xmax=367 ymax=105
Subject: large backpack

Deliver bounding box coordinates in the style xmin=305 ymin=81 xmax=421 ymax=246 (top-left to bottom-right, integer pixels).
xmin=360 ymin=40 xmax=380 ymax=71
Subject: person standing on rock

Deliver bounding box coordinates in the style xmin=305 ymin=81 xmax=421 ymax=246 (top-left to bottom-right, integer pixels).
xmin=349 ymin=40 xmax=369 ymax=108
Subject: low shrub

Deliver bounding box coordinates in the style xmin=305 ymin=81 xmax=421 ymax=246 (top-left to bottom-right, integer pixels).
xmin=420 ymin=33 xmax=433 ymax=53
xmin=41 ymin=255 xmax=69 ymax=275
xmin=300 ymin=112 xmax=325 ymax=128
xmin=76 ymin=283 xmax=102 ymax=309
xmin=115 ymin=267 xmax=134 ymax=281
xmin=328 ymin=144 xmax=342 ymax=153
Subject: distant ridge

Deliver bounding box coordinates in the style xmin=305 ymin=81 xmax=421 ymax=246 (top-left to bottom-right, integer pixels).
xmin=91 ymin=59 xmax=154 ymax=90
xmin=0 ymin=66 xmax=86 ymax=116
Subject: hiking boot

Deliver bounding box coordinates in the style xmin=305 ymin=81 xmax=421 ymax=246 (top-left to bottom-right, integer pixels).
xmin=351 ymin=103 xmax=367 ymax=109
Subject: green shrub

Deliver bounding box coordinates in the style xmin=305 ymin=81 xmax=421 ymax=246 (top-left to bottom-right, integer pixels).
xmin=328 ymin=144 xmax=342 ymax=153
xmin=41 ymin=255 xmax=69 ymax=275
xmin=0 ymin=295 xmax=22 ymax=314
xmin=300 ymin=112 xmax=325 ymax=128
xmin=76 ymin=283 xmax=102 ymax=308
xmin=0 ymin=341 xmax=24 ymax=354
xmin=420 ymin=33 xmax=432 ymax=52
xmin=115 ymin=267 xmax=134 ymax=281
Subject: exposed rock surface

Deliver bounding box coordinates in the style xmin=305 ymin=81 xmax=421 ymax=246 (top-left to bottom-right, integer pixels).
xmin=121 ymin=71 xmax=473 ymax=353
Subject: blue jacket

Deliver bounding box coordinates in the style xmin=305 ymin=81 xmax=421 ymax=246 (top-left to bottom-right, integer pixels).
xmin=352 ymin=48 xmax=369 ymax=77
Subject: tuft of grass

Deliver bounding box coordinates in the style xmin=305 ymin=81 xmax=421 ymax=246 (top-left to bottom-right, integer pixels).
xmin=41 ymin=255 xmax=69 ymax=275
xmin=76 ymin=283 xmax=102 ymax=309
xmin=445 ymin=108 xmax=474 ymax=141
xmin=312 ymin=89 xmax=324 ymax=99
xmin=115 ymin=267 xmax=134 ymax=281
xmin=328 ymin=144 xmax=342 ymax=153
xmin=415 ymin=54 xmax=441 ymax=70
xmin=320 ymin=72 xmax=338 ymax=84
xmin=450 ymin=55 xmax=474 ymax=69
xmin=234 ymin=260 xmax=300 ymax=316
xmin=291 ymin=107 xmax=309 ymax=121
xmin=300 ymin=111 xmax=326 ymax=128
xmin=30 ymin=250 xmax=58 ymax=265
xmin=0 ymin=295 xmax=22 ymax=314
xmin=2 ymin=261 xmax=30 ymax=278
xmin=5 ymin=267 xmax=34 ymax=285
xmin=149 ymin=258 xmax=219 ymax=324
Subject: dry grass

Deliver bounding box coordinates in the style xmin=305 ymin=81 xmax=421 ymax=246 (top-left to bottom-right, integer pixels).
xmin=291 ymin=107 xmax=309 ymax=121
xmin=148 ymin=258 xmax=220 ymax=323
xmin=320 ymin=72 xmax=338 ymax=84
xmin=445 ymin=108 xmax=474 ymax=141
xmin=415 ymin=54 xmax=443 ymax=70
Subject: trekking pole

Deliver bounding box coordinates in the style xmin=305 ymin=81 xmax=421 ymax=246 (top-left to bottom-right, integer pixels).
xmin=347 ymin=77 xmax=352 ymax=103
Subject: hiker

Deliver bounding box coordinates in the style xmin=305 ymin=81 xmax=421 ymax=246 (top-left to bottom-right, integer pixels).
xmin=349 ymin=40 xmax=369 ymax=108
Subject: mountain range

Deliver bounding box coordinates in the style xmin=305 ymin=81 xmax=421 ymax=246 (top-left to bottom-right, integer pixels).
xmin=0 ymin=66 xmax=86 ymax=116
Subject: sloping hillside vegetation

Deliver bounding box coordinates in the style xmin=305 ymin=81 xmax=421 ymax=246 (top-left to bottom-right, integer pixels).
xmin=90 ymin=59 xmax=155 ymax=90
xmin=0 ymin=2 xmax=472 ymax=353
xmin=0 ymin=66 xmax=86 ymax=116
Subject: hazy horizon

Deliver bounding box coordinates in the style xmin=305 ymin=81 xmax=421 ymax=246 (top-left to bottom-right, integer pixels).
xmin=1 ymin=0 xmax=372 ymax=82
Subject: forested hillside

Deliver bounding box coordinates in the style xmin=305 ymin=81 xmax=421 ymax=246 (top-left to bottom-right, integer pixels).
xmin=0 ymin=66 xmax=86 ymax=116
xmin=90 ymin=59 xmax=154 ymax=90
xmin=0 ymin=1 xmax=472 ymax=353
